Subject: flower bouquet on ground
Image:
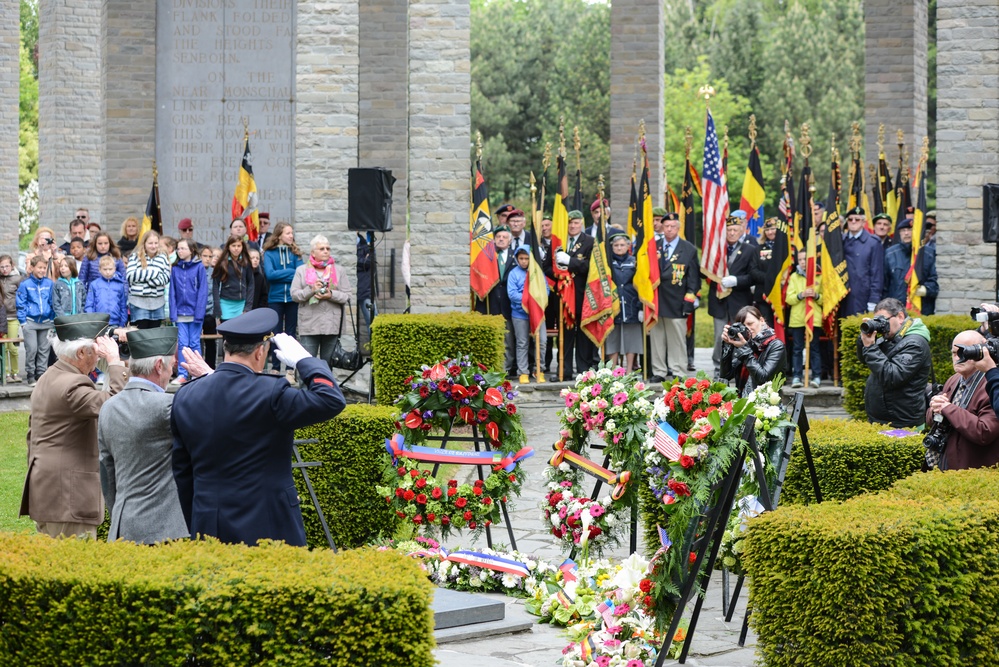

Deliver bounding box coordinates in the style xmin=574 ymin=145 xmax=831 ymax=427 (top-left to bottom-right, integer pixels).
xmin=378 ymin=356 xmax=530 ymax=539
xmin=640 ymin=373 xmax=754 ymax=627
xmin=543 ymin=475 xmax=622 ymax=558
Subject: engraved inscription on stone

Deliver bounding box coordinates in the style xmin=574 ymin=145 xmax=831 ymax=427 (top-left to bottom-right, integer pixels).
xmin=156 ymin=0 xmax=294 ymax=247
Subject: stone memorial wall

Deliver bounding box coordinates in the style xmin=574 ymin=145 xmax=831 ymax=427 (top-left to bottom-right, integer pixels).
xmin=156 ymin=0 xmax=295 ymax=247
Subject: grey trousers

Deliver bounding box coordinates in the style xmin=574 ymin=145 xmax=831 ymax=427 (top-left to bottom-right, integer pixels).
xmin=712 ymin=317 xmax=727 ymax=375
xmin=512 ymin=317 xmax=546 ymax=376
xmin=301 ymin=334 xmax=340 ymax=369
xmin=22 ymin=321 xmax=53 ymax=381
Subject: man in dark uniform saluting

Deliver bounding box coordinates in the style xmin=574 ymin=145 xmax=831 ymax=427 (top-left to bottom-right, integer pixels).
xmin=170 ymin=308 xmax=345 ymax=546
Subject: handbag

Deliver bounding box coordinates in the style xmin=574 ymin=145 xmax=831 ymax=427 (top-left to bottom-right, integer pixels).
xmin=330 ymin=300 xmax=363 ymax=371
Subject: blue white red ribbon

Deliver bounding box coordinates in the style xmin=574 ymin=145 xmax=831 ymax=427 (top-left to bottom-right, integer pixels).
xmin=386 ymin=433 xmax=534 ymax=472
xmin=445 ymin=550 xmax=530 ymax=577
xmin=559 ymin=557 xmax=578 ymax=583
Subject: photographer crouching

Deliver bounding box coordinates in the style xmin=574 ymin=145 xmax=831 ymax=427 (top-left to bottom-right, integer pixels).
xmin=923 ymin=330 xmax=999 ymax=470
xmin=857 ymin=298 xmax=932 ymax=428
xmin=720 ymin=305 xmax=785 ymax=397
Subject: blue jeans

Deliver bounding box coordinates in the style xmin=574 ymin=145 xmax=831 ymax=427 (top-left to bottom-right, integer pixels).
xmin=789 ymin=326 xmax=822 ymax=380
xmin=176 ymin=321 xmax=201 ymax=378
xmin=268 ymin=301 xmax=298 ymax=368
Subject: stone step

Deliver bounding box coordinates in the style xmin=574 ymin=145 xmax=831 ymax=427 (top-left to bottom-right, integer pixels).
xmin=433 ymin=588 xmax=506 ymax=630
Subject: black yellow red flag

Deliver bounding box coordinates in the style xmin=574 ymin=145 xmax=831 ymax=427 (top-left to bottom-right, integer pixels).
xmin=469 ymin=160 xmax=499 ymax=300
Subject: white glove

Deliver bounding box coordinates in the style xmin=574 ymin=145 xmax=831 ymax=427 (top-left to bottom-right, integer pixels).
xmin=720 ymin=275 xmax=737 ymax=289
xmin=555 ymin=251 xmax=571 ymax=266
xmin=637 ymin=310 xmax=644 ymax=323
xmin=693 ymin=297 xmax=700 ymax=309
xmin=272 ymin=333 xmax=312 ymax=368
xmin=867 ymin=302 xmax=877 ymax=313
xmin=915 ymin=286 xmax=927 ymax=297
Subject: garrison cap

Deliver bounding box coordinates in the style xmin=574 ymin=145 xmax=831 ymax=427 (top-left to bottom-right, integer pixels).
xmin=54 ymin=313 xmax=110 ymax=342
xmin=846 ymin=206 xmax=866 ymax=217
xmin=567 ymin=210 xmax=584 ymax=220
xmin=652 ymin=207 xmax=668 ymax=217
xmin=127 ymin=327 xmax=179 ymax=359
xmin=217 ymin=309 xmax=279 ymax=345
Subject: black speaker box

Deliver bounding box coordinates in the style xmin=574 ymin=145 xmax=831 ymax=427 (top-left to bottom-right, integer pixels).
xmin=348 ymin=168 xmax=396 ymax=232
xmin=985 ymin=184 xmax=999 ymax=243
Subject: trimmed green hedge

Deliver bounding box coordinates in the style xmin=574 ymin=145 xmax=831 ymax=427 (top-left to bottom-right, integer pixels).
xmin=0 ymin=535 xmax=435 ymax=666
xmin=780 ymin=418 xmax=924 ymax=504
xmin=745 ymin=467 xmax=999 ymax=666
xmin=370 ymin=312 xmax=507 ymax=405
xmin=296 ymin=404 xmax=401 ymax=549
xmin=840 ymin=313 xmax=971 ymax=420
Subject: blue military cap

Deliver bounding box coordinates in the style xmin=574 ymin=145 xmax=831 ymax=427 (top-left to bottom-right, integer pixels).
xmin=217 ymin=308 xmax=279 ymax=344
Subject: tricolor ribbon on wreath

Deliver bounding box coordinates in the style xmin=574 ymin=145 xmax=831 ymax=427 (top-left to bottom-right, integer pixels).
xmin=406 ymin=547 xmax=531 ymax=578
xmin=386 ymin=433 xmax=534 ymax=472
xmin=647 ymin=419 xmax=682 ymax=461
xmin=549 ymin=440 xmax=632 ymax=500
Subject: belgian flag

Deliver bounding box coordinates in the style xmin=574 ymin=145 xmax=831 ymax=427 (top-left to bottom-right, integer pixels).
xmin=906 ymin=164 xmax=928 ymax=314
xmin=231 ymin=135 xmax=260 ymax=241
xmin=469 ymin=159 xmax=499 ymax=300
xmin=139 ymin=174 xmax=161 ymax=238
xmin=634 ymin=147 xmax=660 ymax=332
xmin=739 ymin=145 xmax=765 ymax=237
xmin=821 ymin=157 xmax=849 ymax=322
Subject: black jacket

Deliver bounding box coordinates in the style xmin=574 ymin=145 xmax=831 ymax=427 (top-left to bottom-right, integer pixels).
xmin=708 ymin=239 xmax=763 ymax=322
xmin=657 ymin=237 xmax=700 ymax=319
xmin=721 ymin=328 xmax=785 ymax=397
xmin=857 ymin=318 xmax=932 ymax=427
xmin=563 ymin=234 xmax=594 ymax=316
xmin=474 ymin=248 xmax=517 ymax=318
xmin=212 ymin=260 xmax=254 ymax=318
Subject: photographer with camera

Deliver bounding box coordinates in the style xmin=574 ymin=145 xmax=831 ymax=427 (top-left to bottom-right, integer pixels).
xmin=720 ymin=305 xmax=785 ymax=397
xmin=291 ymin=235 xmax=352 ymax=371
xmin=923 ymin=330 xmax=999 ymax=470
xmin=857 ymin=297 xmax=932 ymax=428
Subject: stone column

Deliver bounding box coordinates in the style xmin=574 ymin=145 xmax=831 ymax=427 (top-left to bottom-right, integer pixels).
xmin=295 ymin=1 xmax=360 ymax=259
xmin=359 ymin=0 xmax=408 ymax=312
xmin=610 ymin=0 xmax=664 ymax=224
xmin=407 ymin=0 xmax=471 ymax=312
xmin=38 ymin=0 xmax=104 ymax=232
xmin=935 ymin=0 xmax=999 ymax=313
xmin=0 ymin=0 xmax=19 ymax=256
xmin=103 ymin=0 xmax=156 ymax=236
xmin=863 ymin=0 xmax=928 ymax=172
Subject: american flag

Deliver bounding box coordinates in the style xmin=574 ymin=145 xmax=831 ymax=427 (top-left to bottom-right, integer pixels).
xmin=653 ymin=421 xmax=682 ymax=461
xmin=700 ymin=110 xmax=730 ymax=285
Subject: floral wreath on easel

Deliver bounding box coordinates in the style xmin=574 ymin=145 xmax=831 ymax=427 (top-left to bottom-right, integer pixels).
xmin=377 ymin=356 xmax=532 ymax=538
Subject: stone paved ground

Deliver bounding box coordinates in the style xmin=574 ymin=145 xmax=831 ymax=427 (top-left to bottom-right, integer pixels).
xmin=432 ymin=348 xmax=849 ymax=666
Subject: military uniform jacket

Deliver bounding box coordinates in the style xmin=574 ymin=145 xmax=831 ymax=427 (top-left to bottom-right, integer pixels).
xmin=841 ymin=230 xmax=884 ymax=317
xmin=656 ymin=237 xmax=700 ymax=319
xmin=707 ymin=240 xmax=762 ymax=322
xmin=474 ymin=249 xmax=517 ymax=318
xmin=98 ymin=379 xmax=189 ymax=544
xmin=20 ymin=358 xmax=129 ymax=524
xmin=170 ymin=357 xmax=346 ymax=546
xmin=564 ymin=234 xmax=595 ymax=314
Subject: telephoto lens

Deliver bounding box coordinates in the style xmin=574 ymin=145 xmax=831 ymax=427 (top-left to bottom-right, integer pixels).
xmin=955 ymin=344 xmax=985 ymax=363
xmin=860 ymin=315 xmax=890 ymax=336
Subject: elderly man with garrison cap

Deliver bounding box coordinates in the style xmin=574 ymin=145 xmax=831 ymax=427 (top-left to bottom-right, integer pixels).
xmin=20 ymin=313 xmax=128 ymax=538
xmin=171 ymin=308 xmax=346 ymax=546
xmin=99 ymin=327 xmax=198 ymax=544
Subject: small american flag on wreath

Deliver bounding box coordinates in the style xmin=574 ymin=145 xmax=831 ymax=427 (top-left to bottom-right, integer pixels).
xmin=648 ymin=419 xmax=682 ymax=461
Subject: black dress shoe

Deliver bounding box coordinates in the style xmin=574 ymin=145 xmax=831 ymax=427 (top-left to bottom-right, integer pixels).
xmin=687 ymin=363 xmax=696 ymax=372
xmin=648 ymin=375 xmax=665 ymax=383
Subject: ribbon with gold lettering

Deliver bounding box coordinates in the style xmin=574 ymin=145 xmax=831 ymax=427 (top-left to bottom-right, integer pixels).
xmin=549 ymin=440 xmax=631 ymax=500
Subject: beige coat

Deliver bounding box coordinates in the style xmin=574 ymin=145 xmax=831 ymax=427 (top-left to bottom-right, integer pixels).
xmin=20 ymin=358 xmax=128 ymax=524
xmin=290 ymin=262 xmax=352 ymax=336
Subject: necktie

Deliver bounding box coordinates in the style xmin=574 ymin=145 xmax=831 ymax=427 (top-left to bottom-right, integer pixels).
xmin=568 ymin=237 xmax=576 ymax=253
xmin=513 ymin=237 xmax=520 ymax=251
xmin=498 ymin=253 xmax=506 ymax=279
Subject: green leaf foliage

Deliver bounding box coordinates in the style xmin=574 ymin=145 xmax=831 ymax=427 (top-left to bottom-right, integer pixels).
xmin=839 ymin=314 xmax=974 ymax=421
xmin=0 ymin=535 xmax=435 ymax=666
xmin=295 ymin=405 xmax=401 ymax=549
xmin=370 ymin=312 xmax=506 ymax=405
xmin=780 ymin=418 xmax=924 ymax=504
xmin=744 ymin=467 xmax=999 ymax=666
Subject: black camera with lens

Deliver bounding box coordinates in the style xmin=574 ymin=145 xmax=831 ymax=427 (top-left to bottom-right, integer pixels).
xmin=971 ymin=307 xmax=999 ymax=337
xmin=923 ymin=413 xmax=950 ymax=455
xmin=955 ymin=338 xmax=999 ymax=363
xmin=727 ymin=322 xmax=750 ymax=342
xmin=860 ymin=315 xmax=891 ymax=336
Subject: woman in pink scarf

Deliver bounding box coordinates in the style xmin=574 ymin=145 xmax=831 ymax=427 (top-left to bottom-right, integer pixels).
xmin=290 ymin=234 xmax=352 ymax=368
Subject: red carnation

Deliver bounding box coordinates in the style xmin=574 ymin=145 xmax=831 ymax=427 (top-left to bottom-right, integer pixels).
xmin=478 ymin=408 xmax=490 ymax=421
xmin=427 ymin=512 xmax=436 ymax=522
xmin=463 ymin=510 xmax=473 ymax=520
xmin=397 ymin=467 xmax=406 ymax=476
xmin=413 ymin=514 xmax=423 ymax=524
xmin=549 ymin=492 xmax=563 ymax=506
xmin=708 ymin=392 xmax=723 ymax=406
xmin=416 ymin=493 xmax=427 ymax=504
xmin=422 ymin=369 xmax=431 ymax=379
xmin=639 ymin=579 xmax=654 ymax=593
xmin=409 ymin=469 xmax=419 ymax=478
xmin=679 ymin=455 xmax=696 ymax=469
xmin=474 ymin=479 xmax=484 ymax=488
xmin=469 ymin=521 xmax=477 ymax=529
xmin=431 ymin=487 xmax=443 ymax=499
xmin=685 ymin=377 xmax=697 ymax=388
xmin=482 ymin=497 xmax=492 ymax=505
xmin=419 ymin=386 xmax=430 ymax=398
xmin=502 ymin=380 xmax=512 ymax=391
xmin=403 ymin=489 xmax=415 ymax=501
xmin=472 ymin=487 xmax=483 ymax=496
xmin=691 ymin=391 xmax=703 ymax=404
xmin=441 ymin=515 xmax=451 ymax=525
xmin=551 ymin=527 xmax=563 ymax=538
xmin=404 ymin=376 xmax=413 ymax=385
xmin=448 ymin=479 xmax=458 ymax=488
xmin=448 ymin=407 xmax=457 ymax=417
xmin=588 ymin=526 xmax=602 ymax=539
xmin=395 ymin=488 xmax=404 ymax=498
xmin=668 ymin=479 xmax=691 ymax=497
xmin=455 ymin=497 xmax=468 ymax=508
xmin=420 ymin=423 xmax=432 ymax=432
xmin=415 ymin=478 xmax=427 ymax=489
xmin=449 ymin=365 xmax=461 ymax=376
xmin=678 ymin=433 xmax=688 ymax=446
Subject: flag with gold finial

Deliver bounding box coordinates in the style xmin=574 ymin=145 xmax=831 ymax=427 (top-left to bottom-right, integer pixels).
xmin=798 ymin=162 xmax=818 ymax=360
xmin=679 ymin=159 xmax=700 ymax=245
xmin=627 ymin=166 xmax=639 ymax=240
xmin=821 ymin=156 xmax=849 ymax=322
xmin=231 ymin=133 xmax=260 ymax=241
xmin=140 ymin=168 xmax=162 ymax=238
xmin=524 ymin=172 xmax=549 ymax=334
xmin=634 ymin=141 xmax=660 ymax=332
xmin=739 ymin=144 xmax=765 ymax=238
xmin=906 ymin=161 xmax=928 ymax=314
xmin=580 ymin=197 xmax=619 ymax=347
xmin=878 ymin=151 xmax=895 ymax=231
xmin=550 ymin=155 xmax=576 ymax=327
xmin=469 ymin=158 xmax=499 ymax=300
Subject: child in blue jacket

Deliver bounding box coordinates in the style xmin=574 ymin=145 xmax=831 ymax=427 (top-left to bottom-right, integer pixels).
xmin=506 ymin=246 xmax=547 ymax=383
xmin=170 ymin=239 xmax=208 ymax=383
xmin=16 ymin=256 xmax=55 ymax=385
xmin=85 ymin=255 xmax=129 ymax=328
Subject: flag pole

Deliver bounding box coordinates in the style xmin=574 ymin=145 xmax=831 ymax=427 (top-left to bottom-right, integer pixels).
xmin=471 ymin=132 xmax=482 ymax=312
xmin=539 ymin=144 xmax=552 ymax=383
xmin=800 ymin=123 xmax=814 ymax=386
xmin=558 ymin=122 xmax=567 ymax=382
xmin=597 ymin=173 xmax=608 ymax=364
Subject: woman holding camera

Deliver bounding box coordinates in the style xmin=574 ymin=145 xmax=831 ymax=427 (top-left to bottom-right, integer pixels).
xmin=720 ymin=305 xmax=786 ymax=397
xmin=291 ymin=235 xmax=351 ymax=370
xmin=25 ymin=227 xmax=63 ymax=282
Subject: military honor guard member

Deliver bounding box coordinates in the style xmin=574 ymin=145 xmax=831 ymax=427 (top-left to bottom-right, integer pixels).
xmin=709 ymin=211 xmax=763 ymax=378
xmin=650 ymin=210 xmax=700 ymax=381
xmin=98 ymin=327 xmax=191 ymax=544
xmin=841 ymin=206 xmax=884 ymax=317
xmin=554 ymin=210 xmax=596 ymax=377
xmin=20 ymin=313 xmax=128 ymax=538
xmin=170 ymin=308 xmax=346 ymax=546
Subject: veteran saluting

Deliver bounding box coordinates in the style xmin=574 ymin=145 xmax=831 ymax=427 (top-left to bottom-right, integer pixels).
xmin=170 ymin=308 xmax=346 ymax=546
